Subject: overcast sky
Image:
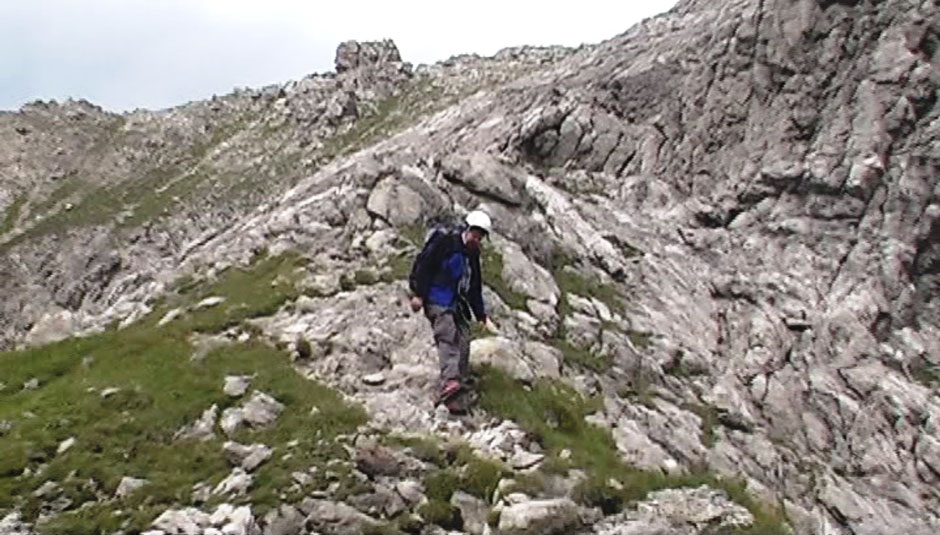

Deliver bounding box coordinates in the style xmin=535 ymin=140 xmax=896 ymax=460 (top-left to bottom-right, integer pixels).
xmin=2 ymin=1 xmax=678 ymax=113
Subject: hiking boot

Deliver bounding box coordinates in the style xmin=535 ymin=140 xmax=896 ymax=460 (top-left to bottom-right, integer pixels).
xmin=438 ymin=379 xmax=461 ymax=404
xmin=445 ymin=393 xmax=468 ymax=415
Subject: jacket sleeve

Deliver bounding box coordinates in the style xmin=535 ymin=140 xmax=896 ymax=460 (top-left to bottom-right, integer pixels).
xmin=409 ymin=232 xmax=445 ymax=299
xmin=468 ymin=251 xmax=487 ymax=321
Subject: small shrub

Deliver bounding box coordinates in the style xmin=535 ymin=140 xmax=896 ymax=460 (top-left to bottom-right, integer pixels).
xmin=354 ymin=269 xmax=379 ymax=286
xmin=296 ymin=336 xmax=313 ymax=360
xmin=423 ymin=469 xmax=459 ymax=502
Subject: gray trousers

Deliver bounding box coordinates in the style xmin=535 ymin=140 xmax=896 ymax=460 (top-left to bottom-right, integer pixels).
xmin=426 ymin=304 xmax=470 ymax=384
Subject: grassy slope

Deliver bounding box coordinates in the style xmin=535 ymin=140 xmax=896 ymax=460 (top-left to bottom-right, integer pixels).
xmin=0 ymin=252 xmax=365 ymax=534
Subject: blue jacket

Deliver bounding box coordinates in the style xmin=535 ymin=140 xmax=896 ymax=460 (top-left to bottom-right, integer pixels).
xmin=409 ymin=228 xmax=486 ymax=321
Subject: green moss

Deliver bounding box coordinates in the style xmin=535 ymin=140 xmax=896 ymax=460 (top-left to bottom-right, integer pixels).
xmin=394 ymin=514 xmax=424 ymax=534
xmin=388 ymin=435 xmax=444 ymax=465
xmin=397 ymin=223 xmax=427 ymax=247
xmin=910 ymin=359 xmax=940 ymax=388
xmin=417 ymin=500 xmax=462 ymax=530
xmin=501 ymin=471 xmax=550 ymax=497
xmin=554 ymin=267 xmax=626 ymax=318
xmin=454 ymin=446 xmax=509 ymax=501
xmin=547 ymin=293 xmax=610 ymax=373
xmin=362 ymin=522 xmax=407 ymax=535
xmin=0 ymin=195 xmax=25 ymax=235
xmin=381 ymin=252 xmax=414 ymax=283
xmin=714 ymin=478 xmax=792 ymax=535
xmin=354 ymin=268 xmax=380 ymax=286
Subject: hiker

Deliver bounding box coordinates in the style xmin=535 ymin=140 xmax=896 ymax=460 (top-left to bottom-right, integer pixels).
xmin=408 ymin=210 xmax=498 ymax=413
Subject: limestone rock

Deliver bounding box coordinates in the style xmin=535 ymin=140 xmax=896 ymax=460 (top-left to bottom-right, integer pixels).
xmin=498 ymin=498 xmax=580 ymax=535
xmin=175 ymin=404 xmax=218 ymax=441
xmin=152 ymin=508 xmax=211 ymax=535
xmin=222 ymin=442 xmax=273 ymax=472
xmin=224 ymin=375 xmax=252 ymax=397
xmin=241 ymin=391 xmax=284 ymax=428
xmin=115 ymin=476 xmax=150 ymax=499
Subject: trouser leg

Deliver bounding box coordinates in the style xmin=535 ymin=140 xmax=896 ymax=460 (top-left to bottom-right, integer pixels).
xmin=456 ymin=314 xmax=470 ymax=380
xmin=427 ymin=305 xmax=461 ymax=384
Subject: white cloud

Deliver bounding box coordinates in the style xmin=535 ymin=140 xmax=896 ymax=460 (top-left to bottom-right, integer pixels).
xmin=1 ymin=0 xmax=677 ymax=112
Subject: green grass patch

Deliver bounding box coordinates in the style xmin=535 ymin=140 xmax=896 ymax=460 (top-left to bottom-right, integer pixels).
xmin=480 ymin=247 xmax=528 ymax=310
xmin=388 ymin=434 xmax=444 ymax=465
xmin=0 ymin=330 xmax=364 ymax=532
xmin=548 ymin=333 xmax=609 ymax=373
xmin=477 ymin=365 xmax=790 ymax=533
xmin=910 ymin=359 xmax=940 ymax=388
xmin=423 ymin=469 xmax=459 ymax=502
xmin=0 ymin=250 xmax=365 ymax=532
xmin=160 ymin=251 xmax=307 ymax=333
xmin=380 ymin=251 xmax=414 ymax=284
xmin=1 ymin=195 xmax=26 ymax=235
xmin=396 ymin=223 xmax=427 ymax=247
xmin=419 ymin=444 xmax=509 ymax=503
xmin=554 ymin=267 xmax=626 ymax=318
xmin=452 ymin=444 xmax=509 ymax=501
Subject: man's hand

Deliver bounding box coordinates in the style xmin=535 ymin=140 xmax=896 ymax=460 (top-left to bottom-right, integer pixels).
xmin=483 ymin=317 xmax=499 ymax=333
xmin=410 ymin=296 xmax=423 ymax=313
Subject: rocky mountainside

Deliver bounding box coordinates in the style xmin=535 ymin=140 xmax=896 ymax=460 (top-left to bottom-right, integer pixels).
xmin=2 ymin=0 xmax=939 ymax=534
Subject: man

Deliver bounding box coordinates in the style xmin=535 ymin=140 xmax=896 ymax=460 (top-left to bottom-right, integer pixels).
xmin=408 ymin=210 xmax=498 ymax=414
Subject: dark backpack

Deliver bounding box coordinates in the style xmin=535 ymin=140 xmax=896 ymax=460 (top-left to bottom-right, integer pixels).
xmin=408 ymin=216 xmax=463 ymax=297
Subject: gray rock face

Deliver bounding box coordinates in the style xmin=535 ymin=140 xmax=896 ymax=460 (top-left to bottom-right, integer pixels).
xmin=213 ymin=468 xmax=253 ymax=496
xmin=2 ymin=2 xmax=940 ymax=533
xmin=261 ymin=505 xmax=304 ymax=535
xmin=152 ymin=507 xmax=211 ymax=535
xmin=0 ymin=513 xmax=32 ymax=535
xmin=498 ymin=498 xmax=580 ymax=535
xmin=298 ymin=498 xmax=378 ymax=535
xmin=450 ymin=491 xmax=490 ymax=535
xmin=592 ymin=486 xmax=752 ymax=535
xmin=335 ymin=39 xmax=403 ymax=73
xmin=224 ymin=375 xmax=253 ymax=397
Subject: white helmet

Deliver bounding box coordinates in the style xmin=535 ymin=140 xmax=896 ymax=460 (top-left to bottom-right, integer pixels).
xmin=465 ymin=210 xmax=492 ymax=234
